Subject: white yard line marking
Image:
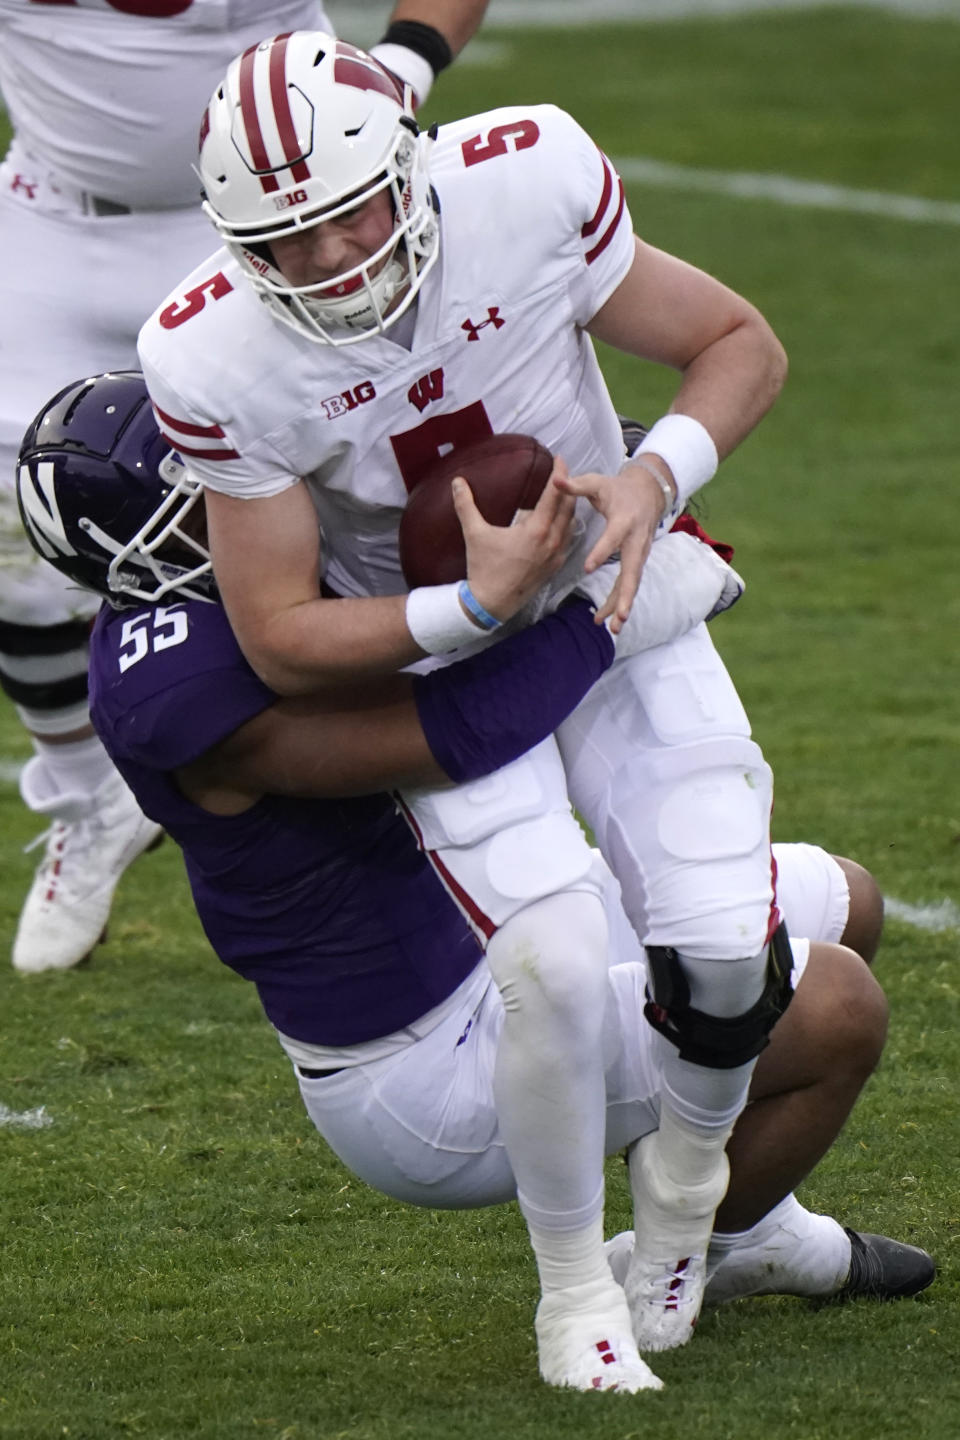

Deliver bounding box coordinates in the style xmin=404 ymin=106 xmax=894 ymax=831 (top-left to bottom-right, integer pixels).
xmin=331 ymin=0 xmax=960 ymax=44
xmin=0 ymin=759 xmax=25 ymax=784
xmin=614 ymin=156 xmax=960 ymax=226
xmin=884 ymin=897 xmax=960 ymax=933
xmin=0 ymin=1103 xmax=53 ymax=1130
xmin=481 ymin=0 xmax=960 ymax=23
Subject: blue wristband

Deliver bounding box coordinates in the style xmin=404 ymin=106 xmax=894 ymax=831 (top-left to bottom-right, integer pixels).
xmin=457 ymin=580 xmax=502 ymax=633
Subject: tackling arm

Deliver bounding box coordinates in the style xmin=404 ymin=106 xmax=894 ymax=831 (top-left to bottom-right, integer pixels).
xmin=173 ymin=595 xmax=617 ymax=811
xmin=205 ymin=460 xmax=577 ymax=695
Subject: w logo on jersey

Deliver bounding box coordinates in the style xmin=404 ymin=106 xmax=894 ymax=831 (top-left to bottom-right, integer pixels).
xmin=408 ymin=370 xmax=445 ymax=413
xmin=462 ymin=308 xmax=506 ymax=342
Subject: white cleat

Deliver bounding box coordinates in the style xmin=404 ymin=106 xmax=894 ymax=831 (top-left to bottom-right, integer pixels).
xmin=535 ymin=1278 xmax=663 ymax=1393
xmin=624 ymin=1133 xmax=730 ymax=1353
xmin=13 ymin=758 xmax=163 ymax=973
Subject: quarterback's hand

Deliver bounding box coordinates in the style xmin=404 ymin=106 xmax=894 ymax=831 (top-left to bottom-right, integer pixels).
xmin=553 ymin=460 xmax=669 ymax=632
xmin=456 ymin=457 xmax=578 ymax=623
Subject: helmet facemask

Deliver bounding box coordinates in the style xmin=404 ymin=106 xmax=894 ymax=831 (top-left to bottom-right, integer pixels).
xmin=103 ymin=454 xmax=214 ymax=606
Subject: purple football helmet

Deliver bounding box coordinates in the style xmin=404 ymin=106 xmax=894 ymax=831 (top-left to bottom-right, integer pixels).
xmin=16 ymin=371 xmax=215 ymax=607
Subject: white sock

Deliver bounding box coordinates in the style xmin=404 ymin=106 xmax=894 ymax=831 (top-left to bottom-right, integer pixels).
xmin=706 ymin=1192 xmax=852 ymax=1300
xmin=32 ymin=733 xmax=114 ymax=800
xmin=525 ymin=1212 xmax=614 ymax=1296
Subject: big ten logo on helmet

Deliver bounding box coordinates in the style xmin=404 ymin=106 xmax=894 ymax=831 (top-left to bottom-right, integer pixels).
xmin=321 ymin=381 xmax=376 ymax=420
xmin=274 ymin=189 xmax=308 ymax=212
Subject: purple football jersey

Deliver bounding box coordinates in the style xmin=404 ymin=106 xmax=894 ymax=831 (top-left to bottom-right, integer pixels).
xmin=88 ymin=600 xmax=481 ymax=1044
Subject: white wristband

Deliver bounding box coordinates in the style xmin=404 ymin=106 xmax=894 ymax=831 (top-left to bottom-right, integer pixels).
xmin=369 ymin=42 xmax=435 ymax=107
xmin=634 ymin=414 xmax=719 ymax=507
xmin=406 ymin=583 xmax=490 ymax=655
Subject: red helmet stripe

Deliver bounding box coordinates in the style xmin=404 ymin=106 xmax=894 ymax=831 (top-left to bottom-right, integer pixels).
xmin=334 ymin=41 xmax=405 ymax=103
xmin=238 ymin=41 xmax=280 ymax=193
xmin=268 ymin=34 xmax=312 ymax=184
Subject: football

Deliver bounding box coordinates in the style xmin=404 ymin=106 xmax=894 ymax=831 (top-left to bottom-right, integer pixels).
xmin=398 ymin=433 xmax=554 ymax=587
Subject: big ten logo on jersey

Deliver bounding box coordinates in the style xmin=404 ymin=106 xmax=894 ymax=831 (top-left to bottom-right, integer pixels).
xmin=27 ymin=1 xmax=193 ymax=14
xmin=320 ymin=380 xmax=376 ymax=421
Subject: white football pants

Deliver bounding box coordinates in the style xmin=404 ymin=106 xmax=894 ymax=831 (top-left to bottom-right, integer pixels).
xmin=294 ymin=842 xmax=848 ymax=1208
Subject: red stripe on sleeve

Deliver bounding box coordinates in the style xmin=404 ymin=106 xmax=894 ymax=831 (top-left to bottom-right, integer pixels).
xmin=585 ymin=178 xmax=626 ymax=265
xmin=152 ymin=404 xmax=227 ymax=439
xmin=581 ymin=151 xmax=614 ymax=240
xmin=159 ymin=431 xmax=241 ymax=462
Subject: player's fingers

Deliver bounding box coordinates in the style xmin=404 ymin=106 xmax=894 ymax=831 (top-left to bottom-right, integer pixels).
xmin=607 ymin=535 xmax=651 ymax=625
xmin=583 ymin=519 xmax=628 ymax=574
xmin=450 ymin=476 xmax=483 ymax=534
xmin=548 ymin=454 xmax=570 ymax=486
xmin=552 ymin=466 xmax=607 ymax=504
xmin=531 ymin=457 xmax=572 ymax=520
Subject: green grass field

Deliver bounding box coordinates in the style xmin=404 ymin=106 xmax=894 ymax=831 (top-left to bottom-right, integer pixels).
xmin=2 ymin=6 xmax=958 ymax=1437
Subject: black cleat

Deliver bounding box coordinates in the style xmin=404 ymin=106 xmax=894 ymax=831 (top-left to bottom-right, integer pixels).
xmin=837 ymin=1229 xmax=936 ymax=1301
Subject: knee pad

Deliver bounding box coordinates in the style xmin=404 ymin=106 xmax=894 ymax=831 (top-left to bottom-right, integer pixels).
xmin=600 ymin=735 xmax=776 ymax=956
xmin=397 ymin=739 xmax=600 ymax=939
xmin=643 ymin=921 xmax=794 ymax=1069
xmin=0 ymin=616 xmax=91 ymax=722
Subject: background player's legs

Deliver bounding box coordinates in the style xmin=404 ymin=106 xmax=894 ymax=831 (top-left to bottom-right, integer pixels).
xmin=0 ymin=565 xmax=162 ymax=972
xmin=0 ymin=194 xmax=210 ymax=971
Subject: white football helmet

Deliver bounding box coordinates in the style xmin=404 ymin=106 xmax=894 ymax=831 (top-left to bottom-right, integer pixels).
xmin=197 ymin=31 xmax=439 ymax=346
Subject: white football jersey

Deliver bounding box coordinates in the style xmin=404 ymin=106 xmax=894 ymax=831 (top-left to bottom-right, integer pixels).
xmin=139 ymin=104 xmax=636 ymax=600
xmin=0 ymin=1 xmax=330 ymax=208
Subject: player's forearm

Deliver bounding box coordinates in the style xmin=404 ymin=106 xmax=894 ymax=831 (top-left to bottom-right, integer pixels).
xmin=667 ymin=312 xmax=788 ymax=462
xmin=384 ymin=0 xmax=489 ymax=55
xmin=251 ymin=594 xmax=426 ymax=696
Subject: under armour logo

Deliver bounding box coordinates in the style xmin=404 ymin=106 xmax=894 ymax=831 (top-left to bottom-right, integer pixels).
xmin=10 ymin=174 xmax=38 ymax=201
xmin=461 ymin=307 xmax=505 ymax=342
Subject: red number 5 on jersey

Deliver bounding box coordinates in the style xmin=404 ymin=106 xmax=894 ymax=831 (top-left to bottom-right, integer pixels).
xmin=461 ymin=120 xmax=540 ymax=169
xmin=159 ymin=272 xmax=234 ymax=331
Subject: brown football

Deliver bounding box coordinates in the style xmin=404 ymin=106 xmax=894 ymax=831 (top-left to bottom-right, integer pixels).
xmin=398 ymin=433 xmax=554 ymax=587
